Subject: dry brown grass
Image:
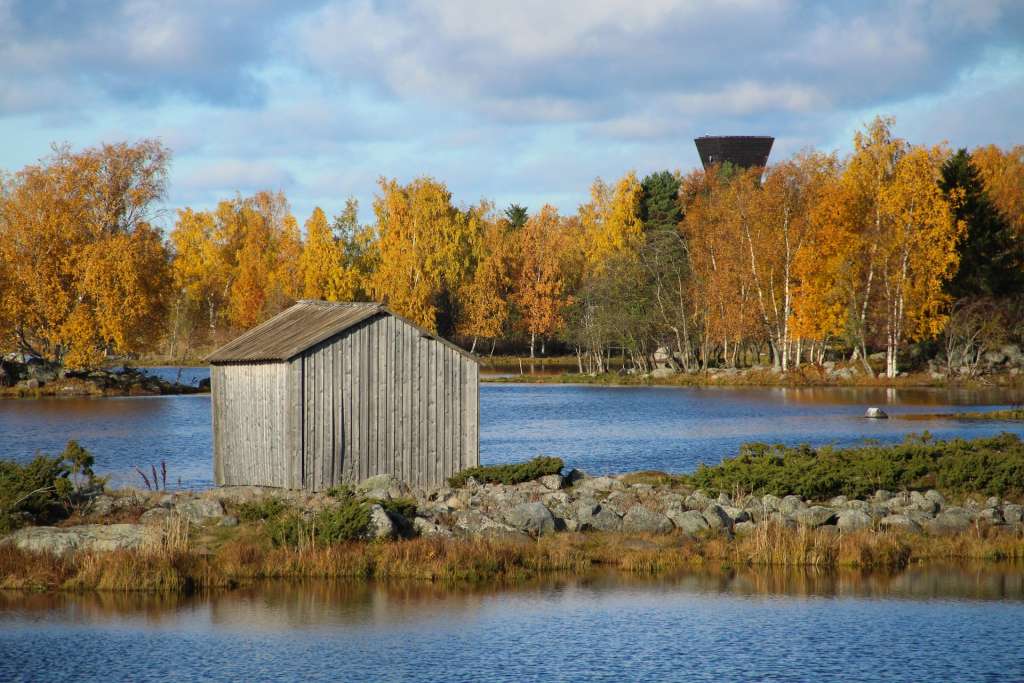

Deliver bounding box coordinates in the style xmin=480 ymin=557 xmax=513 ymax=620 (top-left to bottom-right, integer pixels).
xmin=3 ymin=522 xmax=1023 ymax=593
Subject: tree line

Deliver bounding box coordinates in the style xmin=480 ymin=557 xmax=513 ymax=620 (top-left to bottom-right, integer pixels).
xmin=1 ymin=116 xmax=1021 ymax=376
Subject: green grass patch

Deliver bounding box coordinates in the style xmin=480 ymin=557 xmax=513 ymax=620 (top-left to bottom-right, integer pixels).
xmin=448 ymin=456 xmax=564 ymax=488
xmin=682 ymin=433 xmax=1024 ymax=500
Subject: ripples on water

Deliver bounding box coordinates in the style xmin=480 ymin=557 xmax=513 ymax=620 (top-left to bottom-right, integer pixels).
xmin=2 ymin=567 xmax=1023 ymax=682
xmin=1 ymin=367 xmax=1023 ymax=489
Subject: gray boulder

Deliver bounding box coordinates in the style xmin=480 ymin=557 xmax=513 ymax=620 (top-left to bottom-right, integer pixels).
xmin=864 ymin=407 xmax=888 ymax=419
xmin=174 ymin=498 xmax=225 ymax=524
xmin=723 ymin=506 xmax=750 ymax=524
xmin=621 ymin=506 xmax=673 ymax=534
xmin=4 ymin=524 xmax=159 ymax=556
xmin=368 ymin=504 xmax=397 ymax=540
xmin=836 ymin=509 xmax=872 ymax=532
xmin=87 ymin=495 xmax=116 ymax=517
xmin=413 ymin=516 xmax=453 ymax=538
xmin=978 ymin=508 xmax=1005 ymax=525
xmin=1003 ymin=504 xmax=1023 ymax=524
xmin=702 ymin=504 xmax=733 ymax=531
xmin=761 ymin=494 xmax=781 ymax=512
xmin=684 ymin=490 xmax=713 ymax=511
xmin=794 ymin=506 xmax=838 ymax=527
xmin=880 ymin=514 xmax=922 ymax=533
xmin=357 ymin=474 xmax=409 ymax=501
xmin=576 ymin=503 xmax=623 ymax=532
xmin=779 ymin=495 xmax=806 ymax=514
xmin=667 ymin=509 xmax=711 ymax=535
xmin=925 ymin=510 xmax=973 ymax=535
xmin=504 ymin=502 xmax=556 ymax=536
xmin=733 ymin=521 xmax=758 ymax=536
xmin=139 ymin=508 xmax=173 ymax=525
xmin=539 ymin=474 xmax=564 ymax=491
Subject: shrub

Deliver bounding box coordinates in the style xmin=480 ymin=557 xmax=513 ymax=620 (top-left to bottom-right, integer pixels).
xmin=0 ymin=440 xmax=103 ymax=532
xmin=265 ymin=512 xmax=309 ymax=548
xmin=314 ymin=498 xmax=372 ymax=544
xmin=379 ymin=497 xmax=417 ymax=520
xmin=683 ymin=433 xmax=1024 ymax=500
xmin=448 ymin=456 xmax=564 ymax=488
xmin=236 ymin=497 xmax=290 ymax=523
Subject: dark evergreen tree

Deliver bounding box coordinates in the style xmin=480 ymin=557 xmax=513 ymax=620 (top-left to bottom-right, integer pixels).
xmin=639 ymin=171 xmax=681 ymax=232
xmin=940 ymin=149 xmax=1024 ymax=299
xmin=504 ymin=204 xmax=529 ymax=230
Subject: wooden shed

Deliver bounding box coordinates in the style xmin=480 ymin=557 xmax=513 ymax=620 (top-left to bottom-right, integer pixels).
xmin=206 ymin=300 xmax=479 ymax=490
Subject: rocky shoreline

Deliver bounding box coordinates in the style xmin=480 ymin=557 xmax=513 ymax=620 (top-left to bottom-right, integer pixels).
xmin=0 ymin=362 xmax=207 ymax=398
xmin=6 ymin=470 xmax=1023 ymax=557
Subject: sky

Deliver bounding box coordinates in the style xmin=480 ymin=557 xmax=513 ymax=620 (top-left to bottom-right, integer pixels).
xmin=1 ymin=0 xmax=1022 ymax=227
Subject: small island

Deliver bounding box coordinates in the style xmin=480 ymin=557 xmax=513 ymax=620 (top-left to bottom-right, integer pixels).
xmin=3 ymin=434 xmax=1022 ymax=592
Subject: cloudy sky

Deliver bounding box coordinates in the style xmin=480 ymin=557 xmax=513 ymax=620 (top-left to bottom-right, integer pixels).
xmin=1 ymin=0 xmax=1022 ymax=225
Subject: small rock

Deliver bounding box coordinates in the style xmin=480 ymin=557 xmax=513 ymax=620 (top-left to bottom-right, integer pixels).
xmin=864 ymin=407 xmax=888 ymax=419
xmin=539 ymin=474 xmax=564 ymax=491
xmin=357 ymin=474 xmax=408 ymax=501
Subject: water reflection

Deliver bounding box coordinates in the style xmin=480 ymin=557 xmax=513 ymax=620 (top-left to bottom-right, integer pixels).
xmin=3 ymin=567 xmax=1024 ymax=682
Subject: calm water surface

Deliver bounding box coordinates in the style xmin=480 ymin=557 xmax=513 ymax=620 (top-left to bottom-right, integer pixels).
xmin=2 ymin=366 xmax=1024 ymax=489
xmin=1 ymin=366 xmax=1022 ymax=488
xmin=2 ymin=567 xmax=1024 ymax=682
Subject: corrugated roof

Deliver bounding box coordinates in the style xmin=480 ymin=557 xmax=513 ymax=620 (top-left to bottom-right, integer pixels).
xmin=206 ymin=300 xmax=478 ymax=364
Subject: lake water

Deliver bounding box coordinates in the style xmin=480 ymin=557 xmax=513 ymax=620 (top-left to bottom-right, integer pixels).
xmin=2 ymin=566 xmax=1024 ymax=682
xmin=1 ymin=366 xmax=1023 ymax=488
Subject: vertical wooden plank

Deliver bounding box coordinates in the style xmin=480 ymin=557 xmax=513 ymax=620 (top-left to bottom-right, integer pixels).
xmin=364 ymin=321 xmax=372 ymax=481
xmin=342 ymin=331 xmax=353 ymax=483
xmin=401 ymin=321 xmax=411 ymax=483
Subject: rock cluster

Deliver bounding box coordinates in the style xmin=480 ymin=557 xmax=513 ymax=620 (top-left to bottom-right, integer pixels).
xmin=5 ymin=472 xmax=1022 ymax=555
xmin=342 ymin=472 xmax=1024 ymax=542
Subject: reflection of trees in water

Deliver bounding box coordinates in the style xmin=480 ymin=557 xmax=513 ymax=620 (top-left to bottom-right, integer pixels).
xmin=5 ymin=565 xmax=1024 ymax=629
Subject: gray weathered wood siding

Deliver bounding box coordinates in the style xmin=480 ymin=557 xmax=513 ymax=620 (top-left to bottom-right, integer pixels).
xmin=298 ymin=314 xmax=478 ymax=490
xmin=212 ymin=312 xmax=479 ymax=490
xmin=211 ymin=362 xmax=292 ymax=487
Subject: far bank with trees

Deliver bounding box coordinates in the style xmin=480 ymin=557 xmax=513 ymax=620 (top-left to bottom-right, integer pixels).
xmin=1 ymin=116 xmax=1023 ymax=391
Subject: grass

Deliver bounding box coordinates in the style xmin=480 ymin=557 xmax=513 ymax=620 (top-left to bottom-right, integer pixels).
xmin=448 ymin=456 xmax=564 ymax=488
xmin=682 ymin=432 xmax=1024 ymax=500
xmin=3 ymin=521 xmax=1023 ymax=593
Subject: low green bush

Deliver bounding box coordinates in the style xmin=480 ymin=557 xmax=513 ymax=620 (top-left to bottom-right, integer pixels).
xmin=448 ymin=456 xmax=564 ymax=488
xmin=314 ymin=498 xmax=372 ymax=544
xmin=0 ymin=440 xmax=102 ymax=532
xmin=683 ymin=432 xmax=1024 ymax=500
xmin=261 ymin=496 xmax=372 ymax=547
xmin=378 ymin=497 xmax=417 ymax=520
xmin=236 ymin=497 xmax=290 ymax=523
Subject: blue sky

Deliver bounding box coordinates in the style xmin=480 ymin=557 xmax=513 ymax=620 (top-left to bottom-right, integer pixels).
xmin=1 ymin=0 xmax=1022 ymax=227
